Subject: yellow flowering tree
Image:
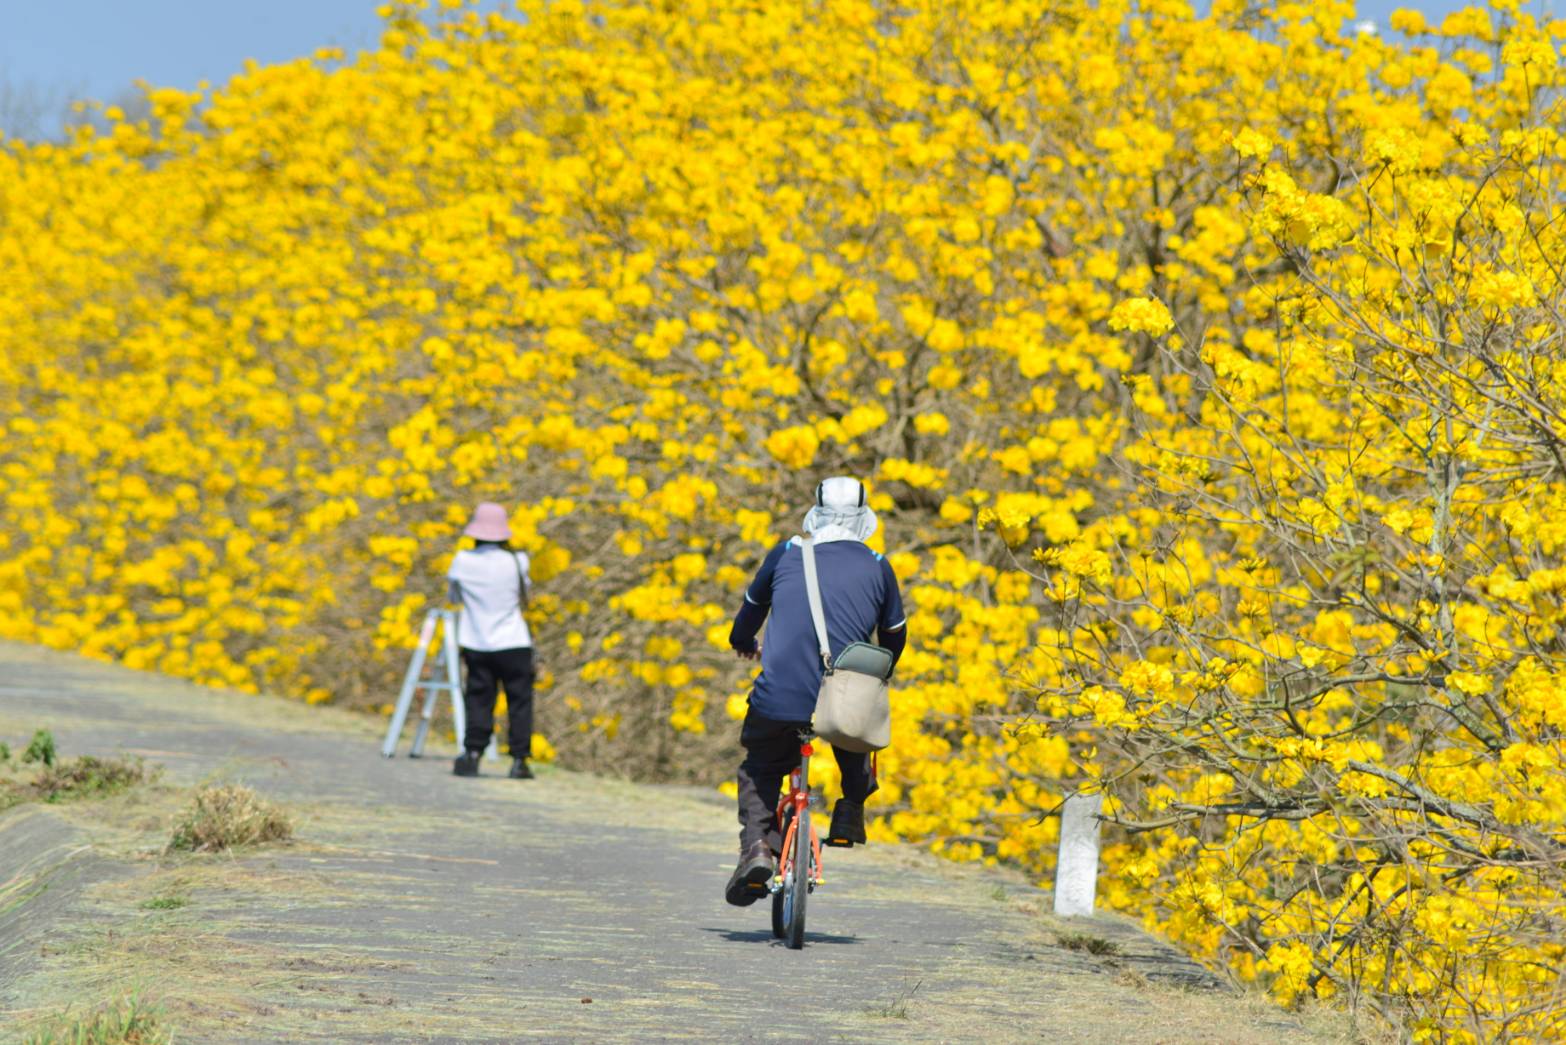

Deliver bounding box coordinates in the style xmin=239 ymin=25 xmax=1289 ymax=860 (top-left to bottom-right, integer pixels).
xmin=1006 ymin=3 xmax=1566 ymax=1037
xmin=3 ymin=0 xmax=1565 ymax=1036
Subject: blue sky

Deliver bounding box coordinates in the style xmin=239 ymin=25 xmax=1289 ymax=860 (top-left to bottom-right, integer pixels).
xmin=1 ymin=1 xmax=384 ymax=103
xmin=0 ymin=0 xmax=1546 ymax=136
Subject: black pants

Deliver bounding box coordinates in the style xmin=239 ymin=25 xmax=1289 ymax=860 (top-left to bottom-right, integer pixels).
xmin=461 ymin=647 xmax=534 ymax=756
xmin=737 ymin=710 xmax=878 ymax=853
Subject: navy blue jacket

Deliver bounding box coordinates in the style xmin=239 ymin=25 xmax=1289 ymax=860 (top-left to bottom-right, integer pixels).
xmin=729 ymin=538 xmax=906 ymax=722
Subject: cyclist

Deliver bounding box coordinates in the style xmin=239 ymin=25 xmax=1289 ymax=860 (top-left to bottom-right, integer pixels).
xmin=723 ymin=476 xmax=906 ymax=907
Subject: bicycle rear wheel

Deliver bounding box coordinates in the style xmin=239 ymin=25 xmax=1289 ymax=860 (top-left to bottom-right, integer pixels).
xmin=784 ymin=805 xmax=809 ymax=949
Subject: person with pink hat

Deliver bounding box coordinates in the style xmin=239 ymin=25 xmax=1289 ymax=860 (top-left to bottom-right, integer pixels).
xmin=445 ymin=501 xmax=537 ymax=779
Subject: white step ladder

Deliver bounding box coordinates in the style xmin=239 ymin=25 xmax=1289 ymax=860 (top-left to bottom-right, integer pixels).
xmin=381 ymin=608 xmax=497 ymax=760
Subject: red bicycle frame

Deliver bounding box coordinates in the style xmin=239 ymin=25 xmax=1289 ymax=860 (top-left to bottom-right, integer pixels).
xmin=775 ymin=735 xmax=825 ymax=889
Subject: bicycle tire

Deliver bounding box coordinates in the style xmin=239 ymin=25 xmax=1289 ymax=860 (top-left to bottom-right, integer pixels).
xmin=785 ymin=805 xmax=809 ymax=949
xmin=771 ymin=807 xmax=792 ymax=939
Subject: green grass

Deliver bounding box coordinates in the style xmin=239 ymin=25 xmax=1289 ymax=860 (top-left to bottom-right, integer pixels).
xmin=864 ymin=978 xmax=922 ymax=1019
xmin=22 ymin=995 xmax=170 ymax=1045
xmin=23 ymin=728 xmax=57 ymax=767
xmin=1057 ymin=930 xmax=1121 ymax=957
xmin=138 ymin=896 xmax=189 ymax=911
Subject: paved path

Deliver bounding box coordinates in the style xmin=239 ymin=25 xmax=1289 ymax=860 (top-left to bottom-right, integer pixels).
xmin=0 ymin=642 xmax=1329 ymax=1043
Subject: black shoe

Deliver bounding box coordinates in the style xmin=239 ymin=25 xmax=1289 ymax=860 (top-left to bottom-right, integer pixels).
xmin=452 ymin=751 xmax=481 ymax=777
xmin=826 ymin=800 xmax=866 ymax=847
xmin=508 ymin=757 xmax=534 ymax=780
xmin=724 ymin=842 xmax=775 ymax=907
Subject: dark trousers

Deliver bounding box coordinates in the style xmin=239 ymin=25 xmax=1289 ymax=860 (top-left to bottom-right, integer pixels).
xmin=461 ymin=647 xmax=534 ymax=756
xmin=737 ymin=710 xmax=878 ymax=853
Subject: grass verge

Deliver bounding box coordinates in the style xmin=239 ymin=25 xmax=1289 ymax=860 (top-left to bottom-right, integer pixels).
xmin=0 ymin=731 xmax=148 ymax=812
xmin=30 ymin=756 xmax=149 ymax=803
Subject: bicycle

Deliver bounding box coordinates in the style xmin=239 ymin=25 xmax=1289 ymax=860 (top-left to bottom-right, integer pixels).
xmin=770 ymin=730 xmax=826 ymax=949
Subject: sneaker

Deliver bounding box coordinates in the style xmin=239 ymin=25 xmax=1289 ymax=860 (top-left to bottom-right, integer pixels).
xmin=508 ymin=757 xmax=534 ymax=780
xmin=724 ymin=841 xmax=775 ymax=907
xmin=826 ymin=799 xmax=865 ymax=847
xmin=452 ymin=751 xmax=481 ymax=777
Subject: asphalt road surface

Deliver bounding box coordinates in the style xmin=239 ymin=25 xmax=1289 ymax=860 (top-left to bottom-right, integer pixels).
xmin=0 ymin=642 xmax=1333 ymax=1043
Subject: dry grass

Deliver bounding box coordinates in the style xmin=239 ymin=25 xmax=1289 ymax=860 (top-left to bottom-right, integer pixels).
xmin=167 ymin=784 xmax=292 ymax=852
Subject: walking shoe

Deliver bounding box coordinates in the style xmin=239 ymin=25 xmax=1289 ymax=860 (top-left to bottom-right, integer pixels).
xmin=724 ymin=841 xmax=775 ymax=907
xmin=508 ymin=757 xmax=534 ymax=780
xmin=452 ymin=750 xmax=481 ymax=777
xmin=826 ymin=799 xmax=866 ymax=847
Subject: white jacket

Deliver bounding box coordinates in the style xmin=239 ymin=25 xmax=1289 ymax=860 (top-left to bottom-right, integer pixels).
xmin=446 ymin=545 xmax=532 ymax=651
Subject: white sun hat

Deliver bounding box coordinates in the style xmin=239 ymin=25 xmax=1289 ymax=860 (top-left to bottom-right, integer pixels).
xmin=803 ymin=476 xmax=878 ymax=545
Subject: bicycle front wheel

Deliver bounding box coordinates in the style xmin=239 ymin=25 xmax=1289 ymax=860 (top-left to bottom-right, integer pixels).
xmin=771 ymin=808 xmax=792 ymax=939
xmin=785 ymin=805 xmax=809 ymax=949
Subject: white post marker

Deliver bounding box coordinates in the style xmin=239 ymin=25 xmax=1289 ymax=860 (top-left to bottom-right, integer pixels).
xmin=1053 ymin=791 xmax=1104 ymax=918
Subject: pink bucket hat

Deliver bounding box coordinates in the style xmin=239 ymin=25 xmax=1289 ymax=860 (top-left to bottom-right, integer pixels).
xmin=463 ymin=502 xmax=511 ymax=542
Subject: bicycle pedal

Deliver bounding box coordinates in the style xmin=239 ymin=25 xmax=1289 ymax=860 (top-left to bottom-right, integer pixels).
xmin=824 ymin=837 xmax=855 ymax=848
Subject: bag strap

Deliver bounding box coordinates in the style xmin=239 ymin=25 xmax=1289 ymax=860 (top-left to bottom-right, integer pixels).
xmin=798 ymin=536 xmax=832 ymax=671
xmin=511 ymin=550 xmax=530 ymax=614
